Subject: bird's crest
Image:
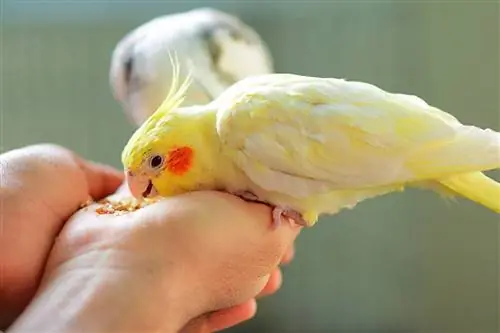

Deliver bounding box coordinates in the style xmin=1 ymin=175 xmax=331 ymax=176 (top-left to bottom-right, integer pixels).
xmin=156 ymin=51 xmax=193 ymax=115
xmin=121 ymin=52 xmax=193 ymax=170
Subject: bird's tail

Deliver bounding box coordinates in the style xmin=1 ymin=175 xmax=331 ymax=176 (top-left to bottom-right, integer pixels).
xmin=438 ymin=172 xmax=500 ymax=213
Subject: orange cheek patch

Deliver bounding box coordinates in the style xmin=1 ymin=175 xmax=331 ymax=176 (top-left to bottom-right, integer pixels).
xmin=166 ymin=146 xmax=194 ymax=175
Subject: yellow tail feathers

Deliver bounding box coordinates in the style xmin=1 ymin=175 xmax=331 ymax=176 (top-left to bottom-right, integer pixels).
xmin=439 ymin=172 xmax=500 ymax=213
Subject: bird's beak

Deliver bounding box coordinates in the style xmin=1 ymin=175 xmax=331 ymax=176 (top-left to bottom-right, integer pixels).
xmin=125 ymin=170 xmax=158 ymax=199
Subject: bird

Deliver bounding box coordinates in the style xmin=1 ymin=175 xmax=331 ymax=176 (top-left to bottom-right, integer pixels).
xmin=121 ymin=57 xmax=500 ymax=229
xmin=109 ymin=7 xmax=274 ymax=126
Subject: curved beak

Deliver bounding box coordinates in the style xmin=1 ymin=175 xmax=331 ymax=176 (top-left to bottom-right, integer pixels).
xmin=125 ymin=170 xmax=158 ymax=199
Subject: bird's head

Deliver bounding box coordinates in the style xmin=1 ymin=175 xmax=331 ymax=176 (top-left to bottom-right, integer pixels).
xmin=121 ymin=127 xmax=197 ymax=200
xmin=108 ymin=20 xmax=177 ymax=126
xmin=121 ymin=59 xmax=218 ymax=200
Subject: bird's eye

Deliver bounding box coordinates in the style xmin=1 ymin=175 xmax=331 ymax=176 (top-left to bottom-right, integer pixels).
xmin=123 ymin=57 xmax=134 ymax=84
xmin=149 ymin=155 xmax=164 ymax=169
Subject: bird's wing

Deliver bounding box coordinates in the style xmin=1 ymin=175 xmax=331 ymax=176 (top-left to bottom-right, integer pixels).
xmin=216 ymin=75 xmax=500 ymax=198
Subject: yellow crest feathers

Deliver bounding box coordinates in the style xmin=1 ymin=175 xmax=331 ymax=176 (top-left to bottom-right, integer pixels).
xmin=156 ymin=51 xmax=193 ymax=114
xmin=121 ymin=52 xmax=193 ymax=169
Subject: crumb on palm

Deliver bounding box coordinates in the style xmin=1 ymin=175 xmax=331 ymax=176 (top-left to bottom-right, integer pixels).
xmin=79 ymin=198 xmax=94 ymax=209
xmin=80 ymin=197 xmax=160 ymax=215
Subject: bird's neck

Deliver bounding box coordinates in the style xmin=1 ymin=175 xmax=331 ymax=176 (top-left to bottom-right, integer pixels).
xmin=169 ymin=104 xmax=244 ymax=193
xmin=177 ymin=104 xmax=219 ymax=142
xmin=178 ymin=105 xmax=228 ymax=185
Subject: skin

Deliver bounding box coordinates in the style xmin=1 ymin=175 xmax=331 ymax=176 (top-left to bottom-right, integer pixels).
xmin=1 ymin=144 xmax=299 ymax=332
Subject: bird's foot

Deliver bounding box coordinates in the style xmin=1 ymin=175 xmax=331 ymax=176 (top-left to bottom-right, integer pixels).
xmin=233 ymin=190 xmax=308 ymax=229
xmin=272 ymin=207 xmax=309 ymax=229
xmin=233 ymin=190 xmax=263 ymax=203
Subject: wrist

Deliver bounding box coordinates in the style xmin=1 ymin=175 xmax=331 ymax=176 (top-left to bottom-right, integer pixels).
xmin=8 ymin=249 xmax=190 ymax=333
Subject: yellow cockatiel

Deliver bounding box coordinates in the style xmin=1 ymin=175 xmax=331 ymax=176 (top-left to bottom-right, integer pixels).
xmin=121 ymin=60 xmax=500 ymax=227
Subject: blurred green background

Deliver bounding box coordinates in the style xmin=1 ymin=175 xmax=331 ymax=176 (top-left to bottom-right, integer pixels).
xmin=2 ymin=1 xmax=499 ymax=332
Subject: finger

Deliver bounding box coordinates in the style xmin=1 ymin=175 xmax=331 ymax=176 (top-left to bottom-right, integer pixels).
xmin=281 ymin=244 xmax=295 ymax=265
xmin=80 ymin=160 xmax=124 ymax=201
xmin=257 ymin=268 xmax=282 ymax=298
xmin=180 ymin=300 xmax=258 ymax=333
xmin=179 ymin=316 xmax=211 ymax=333
xmin=208 ymin=299 xmax=257 ymax=332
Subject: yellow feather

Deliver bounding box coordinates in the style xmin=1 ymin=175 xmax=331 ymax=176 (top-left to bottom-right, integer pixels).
xmin=438 ymin=172 xmax=500 ymax=213
xmin=155 ymin=51 xmax=193 ymax=116
xmin=121 ymin=52 xmax=192 ymax=168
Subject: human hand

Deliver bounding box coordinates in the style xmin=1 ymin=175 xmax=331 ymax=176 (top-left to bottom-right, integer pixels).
xmin=9 ymin=190 xmax=300 ymax=333
xmin=101 ymin=185 xmax=298 ymax=332
xmin=0 ymin=144 xmax=123 ymax=328
xmin=180 ymin=234 xmax=296 ymax=333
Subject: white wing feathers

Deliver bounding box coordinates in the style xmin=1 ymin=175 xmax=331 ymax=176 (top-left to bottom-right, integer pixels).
xmin=216 ymin=75 xmax=500 ymax=198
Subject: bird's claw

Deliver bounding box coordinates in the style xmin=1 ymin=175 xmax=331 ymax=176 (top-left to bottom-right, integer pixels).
xmin=232 ymin=190 xmax=308 ymax=229
xmin=233 ymin=190 xmax=262 ymax=203
xmin=272 ymin=207 xmax=309 ymax=228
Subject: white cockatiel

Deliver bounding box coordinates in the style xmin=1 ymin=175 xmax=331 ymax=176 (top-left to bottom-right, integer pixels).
xmin=109 ymin=7 xmax=274 ymax=126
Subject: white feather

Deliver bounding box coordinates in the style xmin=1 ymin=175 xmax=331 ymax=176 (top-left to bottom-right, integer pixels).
xmin=216 ymin=74 xmax=500 ymax=206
